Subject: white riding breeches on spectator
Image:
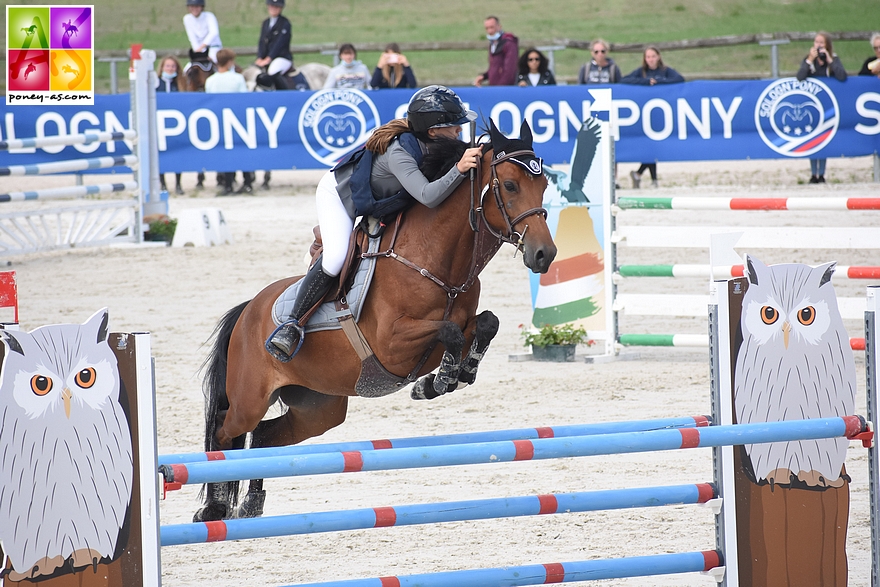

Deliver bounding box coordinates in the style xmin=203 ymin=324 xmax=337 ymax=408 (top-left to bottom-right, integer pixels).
xmin=267 ymin=57 xmax=292 ymax=76
xmin=315 ymin=171 xmax=353 ymax=277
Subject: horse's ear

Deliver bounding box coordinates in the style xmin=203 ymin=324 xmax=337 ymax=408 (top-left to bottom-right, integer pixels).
xmin=488 ymin=119 xmax=512 ymax=153
xmin=519 ymin=120 xmax=533 ymax=147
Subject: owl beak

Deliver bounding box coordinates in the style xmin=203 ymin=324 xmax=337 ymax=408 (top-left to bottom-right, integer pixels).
xmin=62 ymin=387 xmax=72 ymax=418
xmin=782 ymin=321 xmax=791 ymax=349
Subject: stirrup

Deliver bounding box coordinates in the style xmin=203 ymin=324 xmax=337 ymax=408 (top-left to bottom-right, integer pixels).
xmin=265 ymin=320 xmax=305 ymax=362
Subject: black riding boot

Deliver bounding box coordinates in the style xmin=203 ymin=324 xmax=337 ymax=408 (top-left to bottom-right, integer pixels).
xmin=267 ymin=257 xmax=336 ymax=360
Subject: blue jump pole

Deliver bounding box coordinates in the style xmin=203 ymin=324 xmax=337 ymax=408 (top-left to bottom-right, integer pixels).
xmin=281 ymin=550 xmax=722 ymax=587
xmin=158 ymin=415 xmax=711 ymax=466
xmin=161 ymin=416 xmax=866 ymax=487
xmin=161 ymin=482 xmax=715 ymax=546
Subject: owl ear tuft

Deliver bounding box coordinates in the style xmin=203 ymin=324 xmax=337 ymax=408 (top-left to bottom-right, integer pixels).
xmin=2 ymin=332 xmax=24 ymax=356
xmin=84 ymin=308 xmax=110 ymax=343
xmin=818 ymin=261 xmax=836 ymax=287
xmin=745 ymin=255 xmax=760 ymax=286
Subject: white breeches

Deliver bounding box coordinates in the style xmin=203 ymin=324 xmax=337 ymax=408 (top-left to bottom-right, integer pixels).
xmin=315 ymin=171 xmax=353 ymax=277
xmin=267 ymin=57 xmax=292 ymax=76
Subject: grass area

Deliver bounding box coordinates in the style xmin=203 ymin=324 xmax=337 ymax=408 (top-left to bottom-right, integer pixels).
xmin=3 ymin=0 xmax=876 ymax=91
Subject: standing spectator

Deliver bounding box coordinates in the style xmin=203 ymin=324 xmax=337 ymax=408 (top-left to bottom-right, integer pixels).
xmin=205 ymin=49 xmax=255 ymax=195
xmin=473 ymin=16 xmax=518 ymax=87
xmin=796 ymin=31 xmax=847 ymax=184
xmin=254 ymin=0 xmax=292 ymax=91
xmin=156 ymin=56 xmax=185 ymax=195
xmin=182 ymin=0 xmax=222 ymax=65
xmin=621 ymin=46 xmax=684 ymax=188
xmin=516 ymin=48 xmax=556 ymax=86
xmin=858 ymin=32 xmax=880 ymax=78
xmin=371 ymin=43 xmax=417 ymax=89
xmin=323 ymin=44 xmax=371 ymax=89
xmin=578 ymin=39 xmax=621 ymax=84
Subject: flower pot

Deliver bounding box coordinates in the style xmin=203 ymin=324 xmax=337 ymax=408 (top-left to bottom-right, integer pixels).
xmin=531 ymin=343 xmax=576 ymax=362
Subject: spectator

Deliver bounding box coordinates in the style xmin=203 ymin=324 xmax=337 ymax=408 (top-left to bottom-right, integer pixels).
xmin=254 ymin=0 xmax=293 ymax=91
xmin=474 ymin=16 xmax=518 ymax=86
xmin=371 ymin=43 xmax=417 ymax=89
xmin=516 ymin=48 xmax=556 ymax=86
xmin=578 ymin=39 xmax=621 ymax=84
xmin=205 ymin=49 xmax=255 ymax=195
xmin=796 ymin=31 xmax=847 ymax=184
xmin=858 ymin=32 xmax=880 ymax=78
xmin=621 ymin=46 xmax=684 ymax=188
xmin=323 ymin=44 xmax=371 ymax=89
xmin=182 ymin=0 xmax=222 ymax=65
xmin=156 ymin=56 xmax=185 ymax=196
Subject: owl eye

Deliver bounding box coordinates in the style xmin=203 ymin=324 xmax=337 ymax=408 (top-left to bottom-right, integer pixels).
xmin=75 ymin=367 xmax=97 ymax=389
xmin=760 ymin=306 xmax=779 ymax=325
xmin=797 ymin=306 xmax=816 ymax=326
xmin=30 ymin=375 xmax=53 ymax=396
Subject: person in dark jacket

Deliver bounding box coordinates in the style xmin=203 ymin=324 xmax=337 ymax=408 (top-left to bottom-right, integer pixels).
xmin=516 ymin=48 xmax=556 ymax=86
xmin=796 ymin=31 xmax=847 ymax=184
xmin=371 ymin=43 xmax=417 ymax=89
xmin=474 ymin=16 xmax=518 ymax=86
xmin=621 ymin=46 xmax=684 ymax=188
xmin=254 ymin=0 xmax=292 ymax=90
xmin=156 ymin=56 xmax=185 ymax=195
xmin=578 ymin=39 xmax=621 ymax=84
xmin=857 ymin=32 xmax=880 ymax=78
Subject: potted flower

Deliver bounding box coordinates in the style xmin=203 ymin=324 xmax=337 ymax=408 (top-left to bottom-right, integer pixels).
xmin=145 ymin=217 xmax=178 ymax=243
xmin=520 ymin=323 xmax=592 ymax=362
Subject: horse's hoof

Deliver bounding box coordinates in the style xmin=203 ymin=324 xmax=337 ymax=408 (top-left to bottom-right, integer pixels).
xmin=411 ymin=374 xmax=441 ymax=400
xmin=233 ymin=490 xmax=266 ymax=519
xmin=193 ymin=502 xmax=229 ymax=522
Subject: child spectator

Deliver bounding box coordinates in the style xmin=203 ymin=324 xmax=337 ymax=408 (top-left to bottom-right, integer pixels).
xmin=371 ymin=43 xmax=417 ymax=89
xmin=156 ymin=55 xmax=185 ymax=195
xmin=323 ymin=44 xmax=371 ymax=89
xmin=205 ymin=49 xmax=254 ymax=194
xmin=578 ymin=39 xmax=621 ymax=84
xmin=516 ymin=48 xmax=556 ymax=86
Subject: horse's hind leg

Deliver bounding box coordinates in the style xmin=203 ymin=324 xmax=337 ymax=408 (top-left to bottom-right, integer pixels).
xmin=458 ymin=310 xmax=500 ymax=385
xmin=411 ymin=321 xmax=465 ymax=400
xmin=233 ymin=387 xmax=349 ymax=518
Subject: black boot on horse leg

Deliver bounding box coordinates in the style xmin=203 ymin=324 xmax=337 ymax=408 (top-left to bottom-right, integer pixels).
xmin=412 ymin=321 xmax=465 ymax=400
xmin=266 ymin=255 xmax=336 ymax=361
xmin=234 ymin=478 xmax=265 ymax=519
xmin=458 ymin=310 xmax=500 ymax=385
xmin=193 ymin=422 xmax=246 ymax=522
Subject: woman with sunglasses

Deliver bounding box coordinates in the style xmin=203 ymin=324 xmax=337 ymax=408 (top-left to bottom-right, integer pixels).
xmin=577 ymin=39 xmax=620 ymax=84
xmin=516 ymin=48 xmax=556 ymax=86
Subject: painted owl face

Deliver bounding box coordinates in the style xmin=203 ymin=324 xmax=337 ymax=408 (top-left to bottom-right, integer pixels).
xmin=742 ymin=255 xmax=837 ymax=350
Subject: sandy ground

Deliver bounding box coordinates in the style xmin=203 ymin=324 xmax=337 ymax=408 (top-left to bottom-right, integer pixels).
xmin=4 ymin=157 xmax=879 ymax=586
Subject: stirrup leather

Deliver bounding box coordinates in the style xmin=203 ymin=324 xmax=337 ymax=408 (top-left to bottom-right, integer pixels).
xmin=265 ymin=319 xmax=305 ymax=362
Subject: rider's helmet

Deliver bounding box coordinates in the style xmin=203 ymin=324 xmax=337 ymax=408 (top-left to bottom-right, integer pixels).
xmin=266 ymin=0 xmax=284 ymax=6
xmin=186 ymin=0 xmax=205 ymax=6
xmin=406 ymin=85 xmax=477 ymax=134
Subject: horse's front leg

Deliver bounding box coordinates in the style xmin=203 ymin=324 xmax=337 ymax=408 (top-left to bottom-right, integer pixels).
xmin=411 ymin=321 xmax=465 ymax=400
xmin=458 ymin=310 xmax=500 ymax=386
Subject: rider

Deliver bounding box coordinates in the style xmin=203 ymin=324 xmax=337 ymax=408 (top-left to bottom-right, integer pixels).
xmin=268 ymin=85 xmax=484 ymax=360
xmin=254 ymin=0 xmax=293 ymax=90
xmin=183 ymin=0 xmax=222 ymax=66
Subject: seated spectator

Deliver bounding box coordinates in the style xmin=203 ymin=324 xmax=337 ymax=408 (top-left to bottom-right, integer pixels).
xmin=323 ymin=44 xmax=371 ymax=89
xmin=858 ymin=32 xmax=880 ymax=78
xmin=371 ymin=43 xmax=417 ymax=89
xmin=578 ymin=39 xmax=621 ymax=84
xmin=516 ymin=48 xmax=556 ymax=86
xmin=205 ymin=49 xmax=254 ymax=194
xmin=156 ymin=55 xmax=185 ymax=195
xmin=621 ymin=47 xmax=684 ymax=188
xmin=254 ymin=0 xmax=293 ymax=91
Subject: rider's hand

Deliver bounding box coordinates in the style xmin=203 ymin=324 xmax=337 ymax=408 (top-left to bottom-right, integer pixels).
xmin=456 ymin=147 xmax=483 ymax=174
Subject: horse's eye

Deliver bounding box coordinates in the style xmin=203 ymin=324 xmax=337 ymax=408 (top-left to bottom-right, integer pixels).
xmin=503 ymin=180 xmax=517 ymax=192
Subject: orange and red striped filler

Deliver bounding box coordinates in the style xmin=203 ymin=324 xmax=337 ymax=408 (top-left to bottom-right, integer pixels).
xmin=281 ymin=551 xmax=723 ymax=587
xmin=158 ymin=415 xmax=711 ymax=467
xmin=160 ymin=416 xmax=870 ymax=487
xmin=617 ymin=196 xmax=880 ymax=211
xmin=160 ymin=483 xmax=716 ymax=546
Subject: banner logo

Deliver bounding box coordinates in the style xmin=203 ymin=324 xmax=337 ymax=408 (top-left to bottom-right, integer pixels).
xmin=298 ymin=89 xmax=380 ymax=166
xmin=754 ymin=77 xmax=839 ymax=157
xmin=6 ymin=5 xmax=94 ymax=106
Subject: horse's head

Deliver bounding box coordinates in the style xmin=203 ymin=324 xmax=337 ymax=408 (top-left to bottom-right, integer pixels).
xmin=183 ymin=61 xmax=214 ymax=92
xmin=481 ymin=119 xmax=557 ymax=274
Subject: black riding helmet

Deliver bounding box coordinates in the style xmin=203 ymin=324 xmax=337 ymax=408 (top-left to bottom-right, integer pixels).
xmin=406 ymin=85 xmax=477 ymax=134
xmin=186 ymin=0 xmax=205 ymax=5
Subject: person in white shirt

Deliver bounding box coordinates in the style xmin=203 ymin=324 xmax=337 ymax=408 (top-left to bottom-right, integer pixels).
xmin=205 ymin=49 xmax=254 ymax=193
xmin=183 ymin=0 xmax=222 ymax=64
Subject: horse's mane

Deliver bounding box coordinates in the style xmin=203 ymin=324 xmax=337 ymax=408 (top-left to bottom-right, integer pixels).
xmin=420 ymin=137 xmax=468 ymax=181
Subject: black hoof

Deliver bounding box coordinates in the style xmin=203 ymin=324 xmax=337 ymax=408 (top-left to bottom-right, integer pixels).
xmin=234 ymin=490 xmax=266 ymax=518
xmin=193 ymin=502 xmax=229 ymax=522
xmin=411 ymin=374 xmax=442 ymax=400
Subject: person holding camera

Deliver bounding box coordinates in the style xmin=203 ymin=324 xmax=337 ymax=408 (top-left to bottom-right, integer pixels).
xmin=371 ymin=43 xmax=417 ymax=89
xmin=796 ymin=31 xmax=847 ymax=184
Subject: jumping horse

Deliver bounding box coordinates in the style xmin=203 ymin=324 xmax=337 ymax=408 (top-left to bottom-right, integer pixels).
xmin=193 ymin=119 xmax=557 ymax=521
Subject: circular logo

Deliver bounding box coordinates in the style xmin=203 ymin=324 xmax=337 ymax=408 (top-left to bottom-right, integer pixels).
xmin=298 ymin=89 xmax=381 ymax=166
xmin=754 ymin=77 xmax=839 ymax=157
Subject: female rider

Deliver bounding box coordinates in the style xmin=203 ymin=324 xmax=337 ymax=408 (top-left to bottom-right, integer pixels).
xmin=269 ymin=85 xmax=483 ymax=360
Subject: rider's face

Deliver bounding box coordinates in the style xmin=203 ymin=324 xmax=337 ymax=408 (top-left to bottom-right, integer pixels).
xmin=188 ymin=5 xmax=203 ymax=16
xmin=267 ymin=5 xmax=282 ymax=17
xmin=428 ymin=126 xmax=462 ymax=140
